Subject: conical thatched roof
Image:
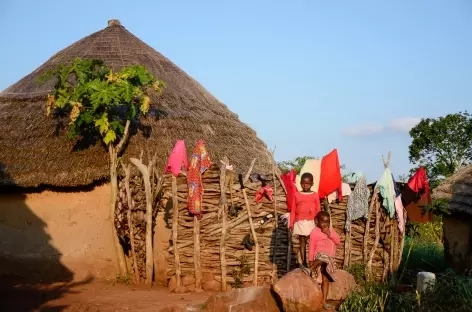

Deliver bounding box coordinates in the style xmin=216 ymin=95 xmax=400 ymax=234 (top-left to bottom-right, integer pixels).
xmin=0 ymin=20 xmax=271 ymax=188
xmin=433 ymin=165 xmax=472 ymax=215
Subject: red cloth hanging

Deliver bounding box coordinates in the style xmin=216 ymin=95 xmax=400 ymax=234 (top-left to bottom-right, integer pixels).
xmin=187 ymin=140 xmax=212 ymax=216
xmin=318 ymin=149 xmax=343 ymax=200
xmin=408 ymin=167 xmax=430 ymax=194
xmin=281 ymin=169 xmax=297 ymax=211
xmin=164 ymin=140 xmax=188 ymax=176
xmin=255 ymin=185 xmax=274 ymax=203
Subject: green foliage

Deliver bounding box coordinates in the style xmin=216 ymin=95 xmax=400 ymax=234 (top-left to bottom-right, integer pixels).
xmin=41 ymin=57 xmax=165 ymax=146
xmin=278 ymin=156 xmax=317 ymax=174
xmin=409 ymin=111 xmax=472 ymax=187
xmin=345 ymin=263 xmax=367 ymax=285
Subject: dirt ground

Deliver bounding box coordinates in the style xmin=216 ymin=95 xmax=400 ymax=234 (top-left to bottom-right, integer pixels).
xmin=0 ymin=281 xmax=211 ymax=312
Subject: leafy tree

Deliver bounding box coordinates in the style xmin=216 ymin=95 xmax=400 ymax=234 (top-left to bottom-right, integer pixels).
xmin=42 ymin=58 xmax=165 ymax=276
xmin=278 ymin=156 xmax=350 ymax=181
xmin=409 ymin=111 xmax=472 ymax=188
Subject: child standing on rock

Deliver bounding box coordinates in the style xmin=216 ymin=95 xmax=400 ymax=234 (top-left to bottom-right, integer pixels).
xmin=289 ymin=172 xmax=321 ymax=268
xmin=309 ymin=211 xmax=340 ymax=310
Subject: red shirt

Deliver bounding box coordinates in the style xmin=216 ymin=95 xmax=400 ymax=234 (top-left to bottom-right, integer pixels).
xmin=289 ymin=191 xmax=320 ymax=229
xmin=309 ymin=227 xmax=340 ymax=259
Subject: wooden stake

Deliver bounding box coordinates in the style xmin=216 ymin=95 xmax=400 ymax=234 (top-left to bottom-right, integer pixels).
xmin=389 ymin=219 xmax=395 ymax=278
xmin=287 ymin=232 xmax=292 ymax=273
xmin=367 ymin=192 xmax=381 ymax=279
xmin=194 ymin=215 xmax=202 ymax=291
xmin=121 ymin=163 xmax=140 ymax=284
xmin=239 ymin=174 xmax=259 ymax=286
xmin=130 ymin=157 xmax=154 ymax=286
xmin=363 ymin=189 xmax=379 ymax=262
xmin=397 ymin=208 xmax=407 ymax=269
xmin=219 ymin=157 xmax=228 ymax=291
xmin=271 ymin=152 xmax=279 ymax=282
xmin=171 ymin=175 xmax=182 ymax=289
xmin=344 ymin=225 xmax=351 ymax=269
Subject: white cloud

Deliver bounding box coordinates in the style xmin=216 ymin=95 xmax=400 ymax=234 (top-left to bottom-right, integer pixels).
xmin=343 ymin=117 xmax=421 ymax=137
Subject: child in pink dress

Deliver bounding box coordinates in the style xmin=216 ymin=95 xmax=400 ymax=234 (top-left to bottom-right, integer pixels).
xmin=289 ymin=173 xmax=321 ymax=268
xmin=309 ymin=211 xmax=340 ymax=310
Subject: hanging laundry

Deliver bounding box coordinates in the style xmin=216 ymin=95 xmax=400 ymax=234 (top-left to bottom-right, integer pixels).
xmin=402 ymin=184 xmax=433 ymax=223
xmin=395 ymin=195 xmax=405 ymax=233
xmin=255 ymin=185 xmax=274 ymax=203
xmin=345 ymin=171 xmax=364 ymax=184
xmin=164 ymin=140 xmax=188 ymax=176
xmin=375 ymin=168 xmax=396 ymax=218
xmin=318 ymin=149 xmax=343 ymax=200
xmin=187 ymin=140 xmax=212 ymax=216
xmin=296 ymin=159 xmax=322 ymax=192
xmin=408 ymin=167 xmax=430 ymax=195
xmin=281 ymin=169 xmax=297 ymax=211
xmin=346 ymin=176 xmax=370 ymax=231
xmin=327 ymin=183 xmax=352 ymax=203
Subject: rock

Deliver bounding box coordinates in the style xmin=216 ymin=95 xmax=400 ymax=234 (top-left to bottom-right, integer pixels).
xmin=202 ymin=272 xmax=215 ymax=283
xmin=203 ymin=280 xmax=221 ymax=292
xmin=327 ymin=270 xmax=357 ymax=301
xmin=182 ymin=275 xmax=196 ymax=286
xmin=168 ymin=275 xmax=177 ymax=292
xmin=273 ymin=269 xmax=323 ymax=312
xmin=184 ymin=284 xmax=196 ymax=293
xmin=226 ymin=283 xmax=233 ymax=292
xmin=204 ymin=286 xmax=279 ymax=312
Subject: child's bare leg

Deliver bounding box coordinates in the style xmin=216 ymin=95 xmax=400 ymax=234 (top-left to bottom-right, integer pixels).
xmin=321 ymin=265 xmax=329 ymax=305
xmin=299 ymin=235 xmax=307 ymax=266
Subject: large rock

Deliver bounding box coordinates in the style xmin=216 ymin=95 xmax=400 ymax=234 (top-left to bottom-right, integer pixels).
xmin=182 ymin=275 xmax=196 ymax=286
xmin=203 ymin=280 xmax=221 ymax=292
xmin=204 ymin=286 xmax=279 ymax=312
xmin=273 ymin=269 xmax=323 ymax=312
xmin=327 ymin=270 xmax=357 ymax=301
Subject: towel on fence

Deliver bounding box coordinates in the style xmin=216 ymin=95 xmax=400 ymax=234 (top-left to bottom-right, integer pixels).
xmin=346 ymin=176 xmax=370 ymax=231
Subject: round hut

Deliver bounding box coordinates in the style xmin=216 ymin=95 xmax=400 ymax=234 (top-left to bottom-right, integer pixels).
xmin=433 ymin=165 xmax=472 ymax=274
xmin=0 ymin=20 xmax=271 ymax=283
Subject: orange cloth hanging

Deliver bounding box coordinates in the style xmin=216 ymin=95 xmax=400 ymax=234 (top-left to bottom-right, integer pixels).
xmin=187 ymin=140 xmax=212 ymax=216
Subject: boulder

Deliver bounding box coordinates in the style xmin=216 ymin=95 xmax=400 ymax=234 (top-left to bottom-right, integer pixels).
xmin=203 ymin=280 xmax=221 ymax=292
xmin=168 ymin=275 xmax=187 ymax=293
xmin=273 ymin=269 xmax=323 ymax=312
xmin=202 ymin=272 xmax=215 ymax=283
xmin=204 ymin=286 xmax=279 ymax=312
xmin=182 ymin=275 xmax=196 ymax=286
xmin=327 ymin=270 xmax=357 ymax=301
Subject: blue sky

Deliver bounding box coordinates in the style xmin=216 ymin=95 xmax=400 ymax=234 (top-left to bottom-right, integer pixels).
xmin=1 ymin=0 xmax=471 ymax=182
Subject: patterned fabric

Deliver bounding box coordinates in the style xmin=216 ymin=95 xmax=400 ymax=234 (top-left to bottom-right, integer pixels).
xmin=187 ymin=140 xmax=212 ymax=216
xmin=255 ymin=185 xmax=274 ymax=203
xmin=313 ymin=252 xmax=337 ymax=282
xmin=346 ymin=176 xmax=370 ymax=231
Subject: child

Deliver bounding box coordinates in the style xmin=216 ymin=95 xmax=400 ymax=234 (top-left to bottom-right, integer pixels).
xmin=289 ymin=172 xmax=320 ymax=268
xmin=309 ymin=211 xmax=340 ymax=310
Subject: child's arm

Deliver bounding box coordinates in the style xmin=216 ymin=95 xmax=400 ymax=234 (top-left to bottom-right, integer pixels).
xmin=308 ymin=229 xmax=319 ymax=262
xmin=289 ymin=195 xmax=296 ymax=229
xmin=329 ymin=228 xmax=341 ymax=245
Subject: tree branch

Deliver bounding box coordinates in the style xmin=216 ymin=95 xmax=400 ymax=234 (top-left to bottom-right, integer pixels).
xmin=116 ymin=120 xmax=131 ymax=155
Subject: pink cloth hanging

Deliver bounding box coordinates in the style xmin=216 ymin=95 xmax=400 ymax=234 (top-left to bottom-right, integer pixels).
xmin=255 ymin=185 xmax=274 ymax=203
xmin=164 ymin=140 xmax=188 ymax=177
xmin=281 ymin=169 xmax=297 ymax=211
xmin=395 ymin=195 xmax=405 ymax=233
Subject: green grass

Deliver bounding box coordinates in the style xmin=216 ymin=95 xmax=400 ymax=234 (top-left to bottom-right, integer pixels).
xmin=339 ymin=219 xmax=472 ymax=312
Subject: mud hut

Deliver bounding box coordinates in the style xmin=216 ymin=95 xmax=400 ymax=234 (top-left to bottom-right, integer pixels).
xmin=0 ymin=19 xmax=271 ymax=282
xmin=433 ymin=165 xmax=472 ymax=274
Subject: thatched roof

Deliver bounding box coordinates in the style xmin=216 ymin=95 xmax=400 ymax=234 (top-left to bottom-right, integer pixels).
xmin=0 ymin=20 xmax=271 ymax=188
xmin=433 ymin=165 xmax=472 ymax=215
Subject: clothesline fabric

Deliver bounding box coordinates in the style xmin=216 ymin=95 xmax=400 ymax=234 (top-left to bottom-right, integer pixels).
xmin=187 ymin=140 xmax=212 ymax=216
xmin=164 ymin=140 xmax=188 ymax=177
xmin=346 ymin=176 xmax=370 ymax=231
xmin=318 ymin=149 xmax=343 ymax=201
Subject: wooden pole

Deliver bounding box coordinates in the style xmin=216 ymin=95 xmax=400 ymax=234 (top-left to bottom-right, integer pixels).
xmin=397 ymin=208 xmax=407 ymax=269
xmin=367 ymin=192 xmax=381 ymax=279
xmin=363 ymin=189 xmax=379 ymax=262
xmin=194 ymin=215 xmax=202 ymax=291
xmin=344 ymin=226 xmax=351 ymax=269
xmin=171 ymin=175 xmax=182 ymax=289
xmin=271 ymin=152 xmax=279 ymax=282
xmin=219 ymin=157 xmax=228 ymax=291
xmin=121 ymin=163 xmax=140 ymax=284
xmin=239 ymin=174 xmax=259 ymax=286
xmin=130 ymin=157 xmax=154 ymax=286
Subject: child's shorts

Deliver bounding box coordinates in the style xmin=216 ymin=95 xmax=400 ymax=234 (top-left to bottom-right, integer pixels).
xmin=293 ymin=220 xmax=316 ymax=236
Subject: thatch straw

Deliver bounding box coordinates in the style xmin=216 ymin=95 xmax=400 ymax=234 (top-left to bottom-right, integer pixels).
xmin=433 ymin=165 xmax=472 ymax=215
xmin=0 ymin=20 xmax=271 ymax=188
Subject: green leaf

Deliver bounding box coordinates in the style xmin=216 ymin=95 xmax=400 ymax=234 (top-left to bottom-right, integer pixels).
xmin=104 ymin=129 xmax=116 ymax=145
xmin=95 ymin=113 xmax=109 ymax=135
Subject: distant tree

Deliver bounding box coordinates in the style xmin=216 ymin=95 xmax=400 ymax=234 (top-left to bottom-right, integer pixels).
xmin=41 ymin=58 xmax=165 ymax=277
xmin=278 ymin=156 xmax=349 ymax=181
xmin=408 ymin=111 xmax=472 ymax=188
xmin=397 ymin=174 xmax=409 ymax=183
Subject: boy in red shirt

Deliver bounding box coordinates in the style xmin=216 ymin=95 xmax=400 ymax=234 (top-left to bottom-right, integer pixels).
xmin=309 ymin=211 xmax=340 ymax=310
xmin=289 ymin=173 xmax=320 ymax=268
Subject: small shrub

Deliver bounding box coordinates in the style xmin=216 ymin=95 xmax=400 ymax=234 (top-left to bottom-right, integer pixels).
xmin=345 ymin=263 xmax=367 ymax=285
